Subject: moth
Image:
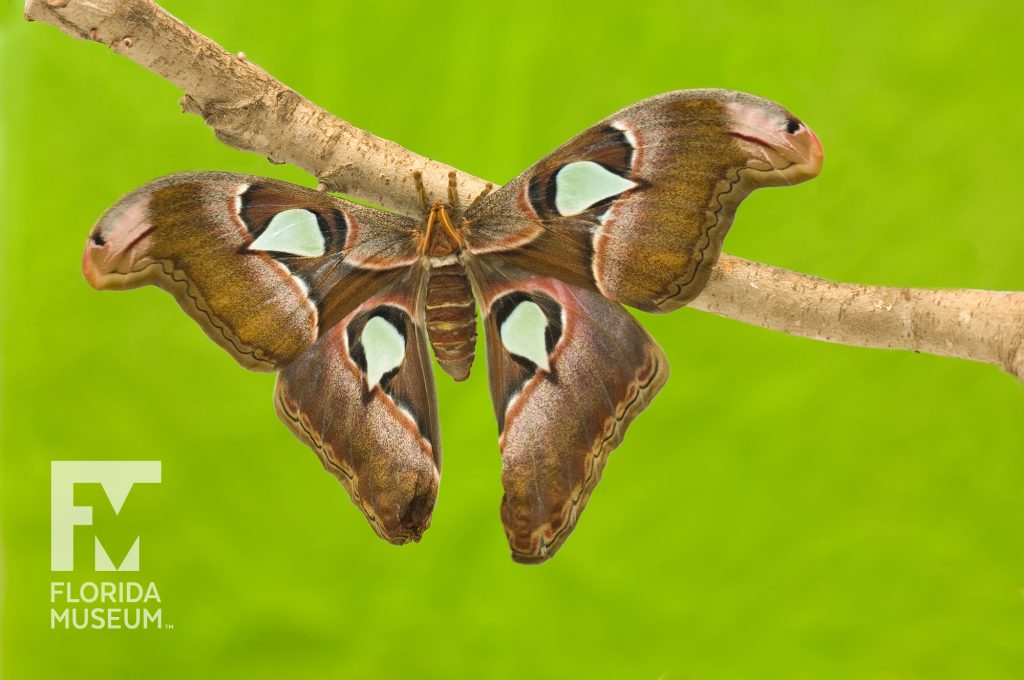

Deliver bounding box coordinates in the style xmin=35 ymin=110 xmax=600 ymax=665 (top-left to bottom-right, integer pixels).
xmin=82 ymin=89 xmax=822 ymax=563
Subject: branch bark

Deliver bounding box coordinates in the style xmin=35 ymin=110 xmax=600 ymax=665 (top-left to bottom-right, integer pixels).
xmin=701 ymin=255 xmax=1024 ymax=380
xmin=25 ymin=0 xmax=1024 ymax=382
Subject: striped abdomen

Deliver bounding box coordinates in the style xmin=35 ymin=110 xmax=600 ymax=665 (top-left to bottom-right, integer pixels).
xmin=426 ymin=259 xmax=477 ymax=381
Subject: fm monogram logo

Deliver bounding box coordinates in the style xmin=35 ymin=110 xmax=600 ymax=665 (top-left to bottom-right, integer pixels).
xmin=49 ymin=461 xmax=167 ymax=630
xmin=50 ymin=461 xmax=161 ymax=571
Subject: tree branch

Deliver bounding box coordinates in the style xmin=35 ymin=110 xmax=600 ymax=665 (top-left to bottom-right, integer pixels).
xmin=699 ymin=255 xmax=1024 ymax=381
xmin=25 ymin=0 xmax=1024 ymax=382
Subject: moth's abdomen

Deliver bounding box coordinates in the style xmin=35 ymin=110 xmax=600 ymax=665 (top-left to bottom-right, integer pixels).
xmin=426 ymin=260 xmax=477 ymax=381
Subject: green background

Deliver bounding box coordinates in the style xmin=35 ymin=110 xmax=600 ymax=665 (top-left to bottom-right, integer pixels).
xmin=3 ymin=1 xmax=1023 ymax=677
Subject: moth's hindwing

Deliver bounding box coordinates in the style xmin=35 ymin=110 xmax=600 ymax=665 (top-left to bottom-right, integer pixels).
xmin=274 ymin=267 xmax=441 ymax=544
xmin=468 ymin=259 xmax=669 ymax=563
xmin=464 ymin=89 xmax=822 ymax=312
xmin=83 ymin=172 xmax=419 ymax=370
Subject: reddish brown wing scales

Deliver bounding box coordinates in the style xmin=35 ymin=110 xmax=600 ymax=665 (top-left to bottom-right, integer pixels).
xmin=83 ymin=172 xmax=419 ymax=370
xmin=468 ymin=260 xmax=669 ymax=563
xmin=275 ymin=269 xmax=441 ymax=544
xmin=463 ymin=89 xmax=823 ymax=313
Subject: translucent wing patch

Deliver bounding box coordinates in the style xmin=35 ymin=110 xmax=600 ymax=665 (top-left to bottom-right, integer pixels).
xmin=248 ymin=208 xmax=326 ymax=257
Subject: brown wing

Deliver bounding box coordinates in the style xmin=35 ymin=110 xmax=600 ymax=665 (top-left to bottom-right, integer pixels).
xmin=274 ymin=266 xmax=441 ymax=545
xmin=83 ymin=172 xmax=420 ymax=370
xmin=463 ymin=89 xmax=823 ymax=312
xmin=466 ymin=257 xmax=669 ymax=563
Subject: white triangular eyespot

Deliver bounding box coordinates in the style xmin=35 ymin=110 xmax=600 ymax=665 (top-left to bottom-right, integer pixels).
xmin=500 ymin=300 xmax=550 ymax=371
xmin=249 ymin=208 xmax=326 ymax=257
xmin=361 ymin=315 xmax=406 ymax=388
xmin=554 ymin=161 xmax=638 ymax=217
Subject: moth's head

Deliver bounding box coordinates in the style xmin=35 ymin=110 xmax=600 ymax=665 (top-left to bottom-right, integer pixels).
xmin=713 ymin=89 xmax=824 ymax=186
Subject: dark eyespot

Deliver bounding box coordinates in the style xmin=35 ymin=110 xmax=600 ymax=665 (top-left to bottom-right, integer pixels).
xmin=91 ymin=232 xmax=106 ymax=246
xmin=785 ymin=118 xmax=802 ymax=134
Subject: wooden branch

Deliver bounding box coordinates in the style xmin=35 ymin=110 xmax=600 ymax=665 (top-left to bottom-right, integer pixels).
xmin=698 ymin=256 xmax=1024 ymax=380
xmin=25 ymin=0 xmax=1024 ymax=382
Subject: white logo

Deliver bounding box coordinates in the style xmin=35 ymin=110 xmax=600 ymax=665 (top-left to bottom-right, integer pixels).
xmin=50 ymin=461 xmax=161 ymax=571
xmin=49 ymin=461 xmax=166 ymax=630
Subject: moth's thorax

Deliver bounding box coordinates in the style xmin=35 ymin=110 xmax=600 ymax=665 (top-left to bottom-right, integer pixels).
xmin=421 ymin=202 xmax=477 ymax=382
xmin=425 ymin=228 xmax=457 ymax=258
xmin=419 ymin=202 xmax=466 ymax=258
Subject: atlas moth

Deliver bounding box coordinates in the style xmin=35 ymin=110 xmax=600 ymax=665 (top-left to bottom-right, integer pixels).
xmin=83 ymin=89 xmax=822 ymax=563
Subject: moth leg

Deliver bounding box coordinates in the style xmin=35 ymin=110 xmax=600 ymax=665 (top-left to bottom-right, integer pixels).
xmin=466 ymin=182 xmax=495 ymax=212
xmin=447 ymin=171 xmax=461 ymax=211
xmin=412 ymin=171 xmax=429 ymax=213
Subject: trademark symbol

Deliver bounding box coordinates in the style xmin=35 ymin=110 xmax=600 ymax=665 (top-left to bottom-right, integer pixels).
xmin=162 ymin=623 xmax=174 ymax=631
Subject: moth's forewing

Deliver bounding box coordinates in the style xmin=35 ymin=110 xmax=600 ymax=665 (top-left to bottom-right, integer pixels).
xmin=84 ymin=172 xmax=419 ymax=370
xmin=464 ymin=89 xmax=823 ymax=312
